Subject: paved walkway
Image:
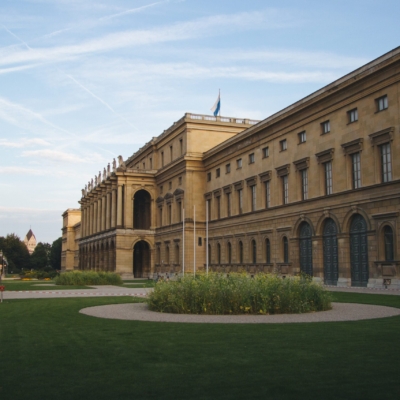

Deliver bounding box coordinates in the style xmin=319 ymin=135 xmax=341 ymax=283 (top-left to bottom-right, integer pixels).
xmin=80 ymin=302 xmax=400 ymax=324
xmin=2 ymin=285 xmax=151 ymax=300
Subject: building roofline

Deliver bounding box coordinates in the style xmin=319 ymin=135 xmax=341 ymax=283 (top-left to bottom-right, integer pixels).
xmin=204 ymin=46 xmax=400 ymax=159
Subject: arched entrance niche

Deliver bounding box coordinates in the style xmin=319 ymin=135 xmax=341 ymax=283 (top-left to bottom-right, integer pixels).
xmin=323 ymin=218 xmax=338 ymax=285
xmin=133 ymin=240 xmax=150 ymax=278
xmin=350 ymin=214 xmax=369 ymax=287
xmin=134 ymin=190 xmax=151 ymax=230
xmin=299 ymin=222 xmax=313 ymax=276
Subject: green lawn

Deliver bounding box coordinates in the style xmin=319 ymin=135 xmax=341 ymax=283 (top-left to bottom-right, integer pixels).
xmin=0 ymin=292 xmax=399 ymax=400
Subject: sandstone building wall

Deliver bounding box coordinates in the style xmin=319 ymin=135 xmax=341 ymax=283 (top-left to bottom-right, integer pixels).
xmin=63 ymin=47 xmax=400 ymax=288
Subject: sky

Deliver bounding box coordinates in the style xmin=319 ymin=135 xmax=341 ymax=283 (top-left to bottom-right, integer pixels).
xmin=0 ymin=0 xmax=399 ymax=244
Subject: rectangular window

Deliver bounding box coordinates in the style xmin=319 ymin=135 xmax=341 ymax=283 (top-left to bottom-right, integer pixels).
xmin=380 ymin=143 xmax=392 ymax=183
xmin=226 ymin=163 xmax=231 ymax=174
xmin=301 ymin=169 xmax=308 ymax=200
xmin=207 ymin=172 xmax=211 ymax=182
xmin=168 ymin=204 xmax=172 ymax=225
xmin=159 ymin=208 xmax=163 ymax=226
xmin=348 ymin=108 xmax=358 ymax=123
xmin=161 ymin=151 xmax=164 ymax=167
xmin=177 ymin=201 xmax=182 ymax=222
xmin=325 ymin=161 xmax=333 ymax=195
xmin=321 ymin=120 xmax=330 ymax=134
xmin=237 ymin=158 xmax=242 ymax=169
xmin=179 ymin=138 xmax=183 ymax=155
xmin=227 ymin=192 xmax=231 ymax=217
xmin=298 ymin=131 xmax=306 ymax=144
xmin=376 ymin=95 xmax=388 ymax=112
xmin=217 ymin=196 xmax=221 ymax=219
xmin=265 ymin=180 xmax=270 ymax=208
xmin=142 ymin=162 xmax=145 ymax=169
xmin=280 ymin=139 xmax=287 ymax=151
xmin=198 ymin=237 xmax=202 ymax=246
xmin=179 ymin=176 xmax=182 ymax=185
xmin=160 ymin=185 xmax=163 ymax=194
xmin=149 ymin=158 xmax=152 ymax=169
xmin=251 ymin=185 xmax=256 ymax=211
xmin=216 ymin=168 xmax=220 ymax=178
xmin=249 ymin=153 xmax=255 ymax=164
xmin=238 ymin=189 xmax=243 ymax=214
xmin=169 ymin=181 xmax=172 ymax=190
xmin=207 ymin=199 xmax=211 ymax=221
xmin=282 ymin=175 xmax=288 ymax=204
xmin=262 ymin=146 xmax=269 ymax=158
xmin=170 ymin=146 xmax=173 ymax=161
xmin=352 ymin=152 xmax=361 ymax=189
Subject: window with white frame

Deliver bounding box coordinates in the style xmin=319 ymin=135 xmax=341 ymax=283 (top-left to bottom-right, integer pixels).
xmin=376 ymin=95 xmax=388 ymax=112
xmin=237 ymin=158 xmax=242 ymax=169
xmin=301 ymin=169 xmax=308 ymax=200
xmin=251 ymin=185 xmax=256 ymax=211
xmin=280 ymin=139 xmax=287 ymax=151
xmin=351 ymin=152 xmax=361 ymax=189
xmin=321 ymin=120 xmax=330 ymax=134
xmin=265 ymin=180 xmax=270 ymax=208
xmin=298 ymin=131 xmax=306 ymax=144
xmin=249 ymin=153 xmax=255 ymax=164
xmin=380 ymin=143 xmax=392 ymax=183
xmin=348 ymin=108 xmax=358 ymax=123
xmin=282 ymin=175 xmax=288 ymax=204
xmin=324 ymin=161 xmax=333 ymax=195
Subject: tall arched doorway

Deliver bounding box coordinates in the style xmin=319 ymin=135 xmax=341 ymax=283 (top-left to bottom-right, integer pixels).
xmin=133 ymin=240 xmax=150 ymax=278
xmin=350 ymin=214 xmax=369 ymax=287
xmin=299 ymin=222 xmax=313 ymax=276
xmin=323 ymin=218 xmax=338 ymax=285
xmin=134 ymin=190 xmax=151 ymax=230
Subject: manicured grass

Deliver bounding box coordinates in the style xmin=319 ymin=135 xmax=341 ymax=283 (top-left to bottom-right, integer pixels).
xmin=1 ymin=280 xmax=93 ymax=291
xmin=0 ymin=293 xmax=399 ymax=400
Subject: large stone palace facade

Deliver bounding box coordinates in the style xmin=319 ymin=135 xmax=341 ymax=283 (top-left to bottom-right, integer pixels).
xmin=62 ymin=47 xmax=400 ymax=288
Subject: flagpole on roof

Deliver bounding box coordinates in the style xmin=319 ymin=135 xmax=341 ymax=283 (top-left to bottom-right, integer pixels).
xmin=219 ymin=89 xmax=221 ymax=117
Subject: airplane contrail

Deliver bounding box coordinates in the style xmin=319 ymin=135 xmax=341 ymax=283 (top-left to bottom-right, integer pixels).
xmin=66 ymin=74 xmax=138 ymax=131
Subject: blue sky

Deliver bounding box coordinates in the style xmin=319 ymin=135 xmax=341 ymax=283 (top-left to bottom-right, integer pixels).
xmin=0 ymin=0 xmax=399 ymax=244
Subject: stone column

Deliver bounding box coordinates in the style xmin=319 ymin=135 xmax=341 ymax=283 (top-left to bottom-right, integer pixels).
xmin=111 ymin=189 xmax=117 ymax=228
xmin=125 ymin=185 xmax=133 ymax=229
xmin=117 ymin=185 xmax=123 ymax=227
xmin=97 ymin=198 xmax=102 ymax=233
xmin=101 ymin=195 xmax=106 ymax=231
xmin=93 ymin=202 xmax=97 ymax=234
xmin=106 ymin=192 xmax=111 ymax=230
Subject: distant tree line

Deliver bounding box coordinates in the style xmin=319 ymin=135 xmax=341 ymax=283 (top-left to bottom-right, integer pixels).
xmin=0 ymin=234 xmax=62 ymax=273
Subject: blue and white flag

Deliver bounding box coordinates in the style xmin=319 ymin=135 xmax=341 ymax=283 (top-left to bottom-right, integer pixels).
xmin=210 ymin=91 xmax=220 ymax=117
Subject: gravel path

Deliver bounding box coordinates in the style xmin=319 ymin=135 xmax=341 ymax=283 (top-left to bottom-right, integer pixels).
xmin=79 ymin=302 xmax=400 ymax=324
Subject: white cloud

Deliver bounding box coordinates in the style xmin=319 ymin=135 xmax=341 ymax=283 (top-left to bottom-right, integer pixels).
xmin=21 ymin=149 xmax=105 ymax=164
xmin=0 ymin=10 xmax=295 ymax=68
xmin=0 ymin=138 xmax=51 ymax=148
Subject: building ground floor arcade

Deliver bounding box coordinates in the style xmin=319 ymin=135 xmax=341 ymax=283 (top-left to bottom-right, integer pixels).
xmin=72 ymin=182 xmax=400 ymax=289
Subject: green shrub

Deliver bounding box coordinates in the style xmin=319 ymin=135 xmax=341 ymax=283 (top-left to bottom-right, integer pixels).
xmin=148 ymin=273 xmax=332 ymax=315
xmin=54 ymin=271 xmax=122 ymax=286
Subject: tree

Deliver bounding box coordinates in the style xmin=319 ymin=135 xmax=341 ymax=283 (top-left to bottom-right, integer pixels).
xmin=50 ymin=237 xmax=62 ymax=270
xmin=30 ymin=242 xmax=51 ymax=270
xmin=0 ymin=234 xmax=31 ymax=272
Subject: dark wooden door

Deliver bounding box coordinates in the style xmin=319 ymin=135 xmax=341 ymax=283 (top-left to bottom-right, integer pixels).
xmin=299 ymin=222 xmax=313 ymax=276
xmin=350 ymin=215 xmax=369 ymax=287
xmin=323 ymin=218 xmax=338 ymax=285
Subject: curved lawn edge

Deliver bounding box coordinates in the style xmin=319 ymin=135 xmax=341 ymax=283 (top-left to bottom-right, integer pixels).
xmin=79 ymin=302 xmax=400 ymax=324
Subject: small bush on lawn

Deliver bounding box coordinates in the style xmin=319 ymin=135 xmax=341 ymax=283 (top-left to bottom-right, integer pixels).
xmin=54 ymin=271 xmax=122 ymax=286
xmin=148 ymin=273 xmax=332 ymax=315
